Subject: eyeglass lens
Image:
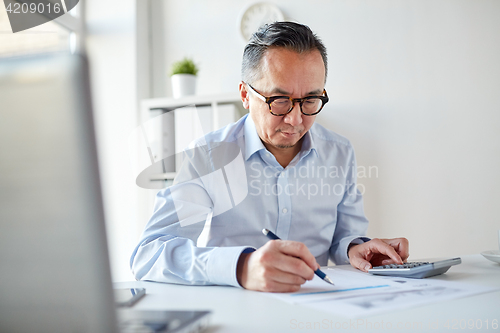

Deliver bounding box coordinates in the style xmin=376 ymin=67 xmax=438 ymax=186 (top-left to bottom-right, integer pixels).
xmin=270 ymin=98 xmax=323 ymax=115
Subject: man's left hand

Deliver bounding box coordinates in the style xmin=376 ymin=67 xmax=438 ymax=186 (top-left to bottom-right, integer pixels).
xmin=348 ymin=238 xmax=410 ymax=272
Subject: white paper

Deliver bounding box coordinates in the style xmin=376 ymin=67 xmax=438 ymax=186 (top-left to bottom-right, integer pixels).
xmin=265 ymin=267 xmax=497 ymax=318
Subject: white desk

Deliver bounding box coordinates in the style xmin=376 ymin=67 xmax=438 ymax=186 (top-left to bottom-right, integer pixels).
xmin=115 ymin=254 xmax=499 ymax=332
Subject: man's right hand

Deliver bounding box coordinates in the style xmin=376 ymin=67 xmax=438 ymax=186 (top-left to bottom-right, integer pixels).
xmin=236 ymin=240 xmax=319 ymax=292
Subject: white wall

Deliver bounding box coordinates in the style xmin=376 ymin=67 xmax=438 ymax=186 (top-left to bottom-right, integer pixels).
xmin=153 ymin=0 xmax=500 ymax=259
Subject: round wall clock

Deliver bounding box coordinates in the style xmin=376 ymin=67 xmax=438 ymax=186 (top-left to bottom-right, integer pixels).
xmin=239 ymin=2 xmax=285 ymax=41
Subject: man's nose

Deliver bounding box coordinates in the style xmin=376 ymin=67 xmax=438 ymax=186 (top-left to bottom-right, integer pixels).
xmin=283 ymin=102 xmax=303 ymax=126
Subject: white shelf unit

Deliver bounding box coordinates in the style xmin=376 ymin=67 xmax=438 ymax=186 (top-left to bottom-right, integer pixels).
xmin=140 ymin=92 xmax=243 ymax=124
xmin=139 ymin=92 xmax=246 ymax=182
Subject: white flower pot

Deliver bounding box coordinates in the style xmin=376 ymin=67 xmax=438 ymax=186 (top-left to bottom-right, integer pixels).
xmin=171 ymin=74 xmax=197 ymax=98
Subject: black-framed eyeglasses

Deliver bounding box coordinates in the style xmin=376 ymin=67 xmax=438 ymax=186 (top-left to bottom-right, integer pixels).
xmin=245 ymin=82 xmax=329 ymax=116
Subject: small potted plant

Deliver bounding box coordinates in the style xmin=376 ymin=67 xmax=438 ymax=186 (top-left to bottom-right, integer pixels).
xmin=170 ymin=57 xmax=198 ymax=98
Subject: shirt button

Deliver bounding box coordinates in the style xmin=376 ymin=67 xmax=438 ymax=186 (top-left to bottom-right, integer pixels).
xmin=282 ymin=208 xmax=288 ymax=214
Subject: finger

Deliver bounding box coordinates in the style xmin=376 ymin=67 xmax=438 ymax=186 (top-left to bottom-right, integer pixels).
xmin=380 ymin=258 xmax=400 ymax=265
xmin=273 ymin=254 xmax=315 ymax=281
xmin=347 ymin=244 xmax=373 ymax=272
xmin=269 ymin=268 xmax=308 ymax=286
xmin=274 ymin=240 xmax=319 ymax=271
xmin=261 ymin=280 xmax=302 ymax=293
xmin=242 ymin=249 xmax=305 ymax=293
xmin=258 ymin=268 xmax=304 ymax=292
xmin=381 ymin=238 xmax=409 ymax=260
xmin=394 ymin=238 xmax=410 ymax=261
xmin=349 ymin=255 xmax=372 ymax=272
xmin=369 ymin=239 xmax=403 ymax=264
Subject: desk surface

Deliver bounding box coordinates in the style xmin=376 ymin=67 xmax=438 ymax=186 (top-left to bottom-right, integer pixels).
xmin=115 ymin=254 xmax=499 ymax=332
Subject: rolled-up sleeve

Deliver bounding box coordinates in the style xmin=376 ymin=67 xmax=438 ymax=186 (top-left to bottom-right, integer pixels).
xmin=329 ymin=144 xmax=370 ymax=264
xmin=130 ymin=145 xmax=255 ymax=287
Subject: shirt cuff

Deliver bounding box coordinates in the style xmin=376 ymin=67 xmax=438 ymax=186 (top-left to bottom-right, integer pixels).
xmin=206 ymin=246 xmax=255 ymax=287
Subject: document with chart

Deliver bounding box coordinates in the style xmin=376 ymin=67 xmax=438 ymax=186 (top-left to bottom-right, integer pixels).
xmin=265 ymin=267 xmax=496 ymax=318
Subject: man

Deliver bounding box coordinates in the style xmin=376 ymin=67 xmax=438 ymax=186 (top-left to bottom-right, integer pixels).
xmin=131 ymin=22 xmax=409 ymax=292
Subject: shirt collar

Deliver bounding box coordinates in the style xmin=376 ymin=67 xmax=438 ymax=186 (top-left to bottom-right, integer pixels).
xmin=244 ymin=114 xmax=266 ymax=161
xmin=243 ymin=114 xmax=319 ymax=161
xmin=299 ymin=127 xmax=319 ymax=159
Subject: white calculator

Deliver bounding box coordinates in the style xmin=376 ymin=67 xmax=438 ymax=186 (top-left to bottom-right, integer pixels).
xmin=368 ymin=257 xmax=462 ymax=278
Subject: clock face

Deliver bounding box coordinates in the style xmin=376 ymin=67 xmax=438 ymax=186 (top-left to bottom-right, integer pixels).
xmin=240 ymin=3 xmax=285 ymax=41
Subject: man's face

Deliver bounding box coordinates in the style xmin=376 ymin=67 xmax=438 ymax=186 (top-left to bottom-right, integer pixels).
xmin=241 ymin=48 xmax=326 ymax=154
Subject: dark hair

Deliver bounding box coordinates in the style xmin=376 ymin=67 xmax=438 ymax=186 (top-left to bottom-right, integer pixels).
xmin=241 ymin=22 xmax=328 ymax=85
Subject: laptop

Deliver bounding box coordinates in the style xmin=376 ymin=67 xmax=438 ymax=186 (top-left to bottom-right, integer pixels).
xmin=0 ymin=53 xmax=210 ymax=333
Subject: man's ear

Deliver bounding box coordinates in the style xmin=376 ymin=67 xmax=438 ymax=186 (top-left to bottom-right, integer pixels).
xmin=239 ymin=82 xmax=250 ymax=109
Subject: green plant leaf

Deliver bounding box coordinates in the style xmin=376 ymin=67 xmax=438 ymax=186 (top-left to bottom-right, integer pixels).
xmin=171 ymin=57 xmax=199 ymax=76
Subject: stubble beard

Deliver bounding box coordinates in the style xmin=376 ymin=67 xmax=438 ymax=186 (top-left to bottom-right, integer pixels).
xmin=276 ymin=144 xmax=294 ymax=149
xmin=274 ymin=128 xmax=303 ymax=149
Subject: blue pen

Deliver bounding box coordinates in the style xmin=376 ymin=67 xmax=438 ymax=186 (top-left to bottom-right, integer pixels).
xmin=262 ymin=229 xmax=335 ymax=285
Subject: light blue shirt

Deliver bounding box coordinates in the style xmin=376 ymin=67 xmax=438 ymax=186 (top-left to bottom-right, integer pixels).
xmin=130 ymin=114 xmax=369 ymax=287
